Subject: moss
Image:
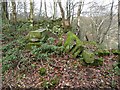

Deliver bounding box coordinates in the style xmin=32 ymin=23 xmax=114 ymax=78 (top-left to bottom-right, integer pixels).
xmin=41 ymin=77 xmax=59 ymax=89
xmin=112 ymin=50 xmax=120 ymax=55
xmin=50 ymin=78 xmax=59 ymax=86
xmin=103 ymin=49 xmax=110 ymax=56
xmin=39 ymin=67 xmax=47 ymax=76
xmin=95 ymin=49 xmax=104 ymax=56
xmin=26 ymin=42 xmax=41 ymax=49
xmin=26 ymin=29 xmax=46 ymax=42
xmin=82 ymin=50 xmax=95 ymax=64
xmin=64 ymin=31 xmax=83 ymax=53
xmin=64 ymin=31 xmax=83 ymax=47
xmin=92 ymin=57 xmax=104 ymax=66
xmin=95 ymin=49 xmax=110 ymax=56
xmin=73 ymin=46 xmax=84 ymax=58
xmin=70 ymin=45 xmax=82 ymax=54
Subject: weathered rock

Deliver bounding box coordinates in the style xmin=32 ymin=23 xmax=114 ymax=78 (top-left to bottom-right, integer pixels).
xmin=26 ymin=42 xmax=41 ymax=49
xmin=26 ymin=29 xmax=46 ymax=42
xmin=82 ymin=50 xmax=95 ymax=64
xmin=73 ymin=46 xmax=84 ymax=58
xmin=64 ymin=31 xmax=83 ymax=53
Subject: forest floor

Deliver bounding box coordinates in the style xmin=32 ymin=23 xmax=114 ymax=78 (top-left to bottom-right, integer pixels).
xmin=2 ymin=27 xmax=120 ymax=90
xmin=2 ymin=51 xmax=120 ymax=89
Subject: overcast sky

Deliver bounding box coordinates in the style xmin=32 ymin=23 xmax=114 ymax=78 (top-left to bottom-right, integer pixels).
xmin=8 ymin=0 xmax=117 ymax=17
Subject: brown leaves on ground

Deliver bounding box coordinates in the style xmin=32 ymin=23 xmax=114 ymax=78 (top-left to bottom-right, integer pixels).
xmin=3 ymin=52 xmax=120 ymax=89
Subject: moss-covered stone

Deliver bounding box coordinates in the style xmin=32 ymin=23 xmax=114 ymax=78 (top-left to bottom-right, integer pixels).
xmin=95 ymin=49 xmax=110 ymax=56
xmin=26 ymin=42 xmax=41 ymax=49
xmin=26 ymin=29 xmax=46 ymax=42
xmin=73 ymin=46 xmax=84 ymax=58
xmin=92 ymin=57 xmax=104 ymax=66
xmin=82 ymin=50 xmax=95 ymax=64
xmin=70 ymin=45 xmax=82 ymax=54
xmin=95 ymin=49 xmax=104 ymax=56
xmin=64 ymin=31 xmax=83 ymax=53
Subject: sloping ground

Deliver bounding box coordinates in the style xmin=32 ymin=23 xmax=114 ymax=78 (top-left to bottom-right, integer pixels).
xmin=2 ymin=30 xmax=120 ymax=90
xmin=2 ymin=51 xmax=120 ymax=89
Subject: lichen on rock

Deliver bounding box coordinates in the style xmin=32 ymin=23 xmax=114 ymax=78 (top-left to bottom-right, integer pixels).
xmin=26 ymin=29 xmax=46 ymax=42
xmin=82 ymin=50 xmax=95 ymax=64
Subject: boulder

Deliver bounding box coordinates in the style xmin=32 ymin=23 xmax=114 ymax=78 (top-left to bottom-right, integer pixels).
xmin=26 ymin=29 xmax=46 ymax=42
xmin=82 ymin=50 xmax=95 ymax=64
xmin=64 ymin=31 xmax=83 ymax=54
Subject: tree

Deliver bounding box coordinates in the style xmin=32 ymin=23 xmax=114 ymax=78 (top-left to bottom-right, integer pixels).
xmin=53 ymin=0 xmax=57 ymax=19
xmin=44 ymin=0 xmax=47 ymax=18
xmin=58 ymin=0 xmax=65 ymax=26
xmin=76 ymin=0 xmax=83 ymax=39
xmin=58 ymin=0 xmax=65 ymax=20
xmin=71 ymin=2 xmax=74 ymax=22
xmin=11 ymin=0 xmax=17 ymax=29
xmin=81 ymin=1 xmax=115 ymax=44
xmin=2 ymin=0 xmax=8 ymax=21
xmin=39 ymin=0 xmax=42 ymax=17
xmin=118 ymin=0 xmax=120 ymax=65
xmin=29 ymin=0 xmax=34 ymax=27
xmin=24 ymin=0 xmax=28 ymax=20
xmin=66 ymin=0 xmax=71 ymax=22
xmin=100 ymin=0 xmax=114 ymax=44
xmin=58 ymin=0 xmax=70 ymax=30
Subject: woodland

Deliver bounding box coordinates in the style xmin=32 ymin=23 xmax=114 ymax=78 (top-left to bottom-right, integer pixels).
xmin=1 ymin=0 xmax=120 ymax=89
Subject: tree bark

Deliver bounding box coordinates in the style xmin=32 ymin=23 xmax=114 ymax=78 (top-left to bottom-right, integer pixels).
xmin=58 ymin=0 xmax=71 ymax=31
xmin=53 ymin=0 xmax=57 ymax=19
xmin=11 ymin=0 xmax=17 ymax=29
xmin=39 ymin=0 xmax=42 ymax=17
xmin=76 ymin=1 xmax=83 ymax=39
xmin=71 ymin=2 xmax=74 ymax=22
xmin=2 ymin=0 xmax=8 ymax=21
xmin=58 ymin=0 xmax=66 ymax=29
xmin=66 ymin=0 xmax=71 ymax=24
xmin=24 ymin=0 xmax=28 ymax=20
xmin=58 ymin=0 xmax=65 ymax=20
xmin=118 ymin=0 xmax=120 ymax=64
xmin=44 ymin=0 xmax=47 ymax=18
xmin=29 ymin=0 xmax=34 ymax=27
xmin=100 ymin=0 xmax=114 ymax=44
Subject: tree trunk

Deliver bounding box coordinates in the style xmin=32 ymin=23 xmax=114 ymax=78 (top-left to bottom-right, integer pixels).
xmin=53 ymin=0 xmax=57 ymax=19
xmin=66 ymin=0 xmax=70 ymax=23
xmin=100 ymin=0 xmax=114 ymax=44
xmin=71 ymin=2 xmax=74 ymax=23
xmin=24 ymin=0 xmax=28 ymax=20
xmin=118 ymin=0 xmax=120 ymax=65
xmin=58 ymin=0 xmax=65 ymax=20
xmin=58 ymin=0 xmax=65 ymax=27
xmin=58 ymin=0 xmax=71 ymax=31
xmin=76 ymin=1 xmax=83 ymax=39
xmin=11 ymin=0 xmax=17 ymax=30
xmin=44 ymin=0 xmax=47 ymax=18
xmin=39 ymin=0 xmax=42 ymax=17
xmin=29 ymin=0 xmax=34 ymax=27
xmin=2 ymin=0 xmax=8 ymax=21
